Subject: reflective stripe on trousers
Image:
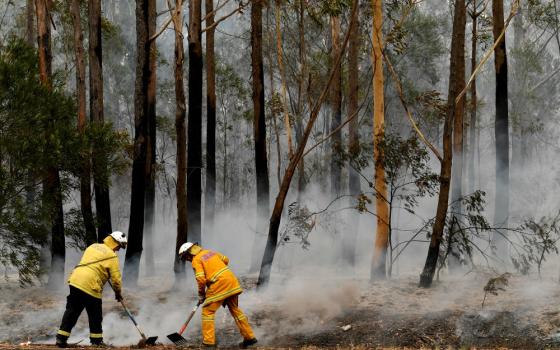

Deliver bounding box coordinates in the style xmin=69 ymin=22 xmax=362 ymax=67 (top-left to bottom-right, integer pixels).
xmin=201 ymin=295 xmax=255 ymax=345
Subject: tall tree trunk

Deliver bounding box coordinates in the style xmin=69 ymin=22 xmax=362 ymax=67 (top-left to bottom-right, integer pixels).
xmin=89 ymin=0 xmax=113 ymax=242
xmin=204 ymin=0 xmax=217 ymax=242
xmin=250 ymin=0 xmax=270 ymax=273
xmin=330 ymin=15 xmax=342 ymax=197
xmin=449 ymin=0 xmax=467 ymax=271
xmin=419 ymin=0 xmax=465 ymax=288
xmin=275 ymin=0 xmax=293 ymax=158
xmin=187 ymin=0 xmax=203 ymax=244
xmin=26 ymin=0 xmax=35 ymax=46
xmin=370 ymin=0 xmax=390 ymax=280
xmin=71 ymin=0 xmax=96 ymax=245
xmin=125 ymin=0 xmax=152 ymax=285
xmin=37 ymin=0 xmax=65 ymax=289
xmin=344 ymin=1 xmax=361 ymax=267
xmin=143 ymin=0 xmax=157 ymax=276
xmin=492 ymin=0 xmax=510 ymax=257
xmin=257 ymin=0 xmax=358 ymax=288
xmin=172 ymin=0 xmax=187 ymax=281
xmin=467 ymin=7 xmax=479 ymax=195
xmin=295 ymin=0 xmax=306 ymax=198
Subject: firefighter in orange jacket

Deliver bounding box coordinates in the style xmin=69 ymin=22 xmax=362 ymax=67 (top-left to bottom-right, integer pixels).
xmin=179 ymin=242 xmax=257 ymax=348
xmin=56 ymin=231 xmax=127 ymax=348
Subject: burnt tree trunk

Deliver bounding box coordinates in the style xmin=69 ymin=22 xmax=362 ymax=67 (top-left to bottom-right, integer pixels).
xmin=492 ymin=0 xmax=510 ymax=257
xmin=37 ymin=0 xmax=65 ymax=289
xmin=250 ymin=0 xmax=270 ymax=273
xmin=187 ymin=0 xmax=203 ymax=244
xmin=144 ymin=0 xmax=157 ymax=275
xmin=89 ymin=0 xmax=112 ymax=242
xmin=172 ymin=0 xmax=188 ymax=280
xmin=71 ymin=0 xmax=96 ymax=245
xmin=419 ymin=0 xmax=465 ymax=288
xmin=125 ymin=0 xmax=152 ymax=285
xmin=204 ymin=0 xmax=217 ymax=236
xmin=330 ymin=15 xmax=342 ymax=197
xmin=467 ymin=7 xmax=479 ymax=194
xmin=344 ymin=1 xmax=361 ymax=268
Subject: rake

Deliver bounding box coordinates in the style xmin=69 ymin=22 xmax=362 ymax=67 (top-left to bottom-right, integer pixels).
xmin=167 ymin=302 xmax=201 ymax=346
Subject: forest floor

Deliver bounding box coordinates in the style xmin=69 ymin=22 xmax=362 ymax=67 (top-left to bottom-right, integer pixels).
xmin=1 ymin=271 xmax=560 ymax=349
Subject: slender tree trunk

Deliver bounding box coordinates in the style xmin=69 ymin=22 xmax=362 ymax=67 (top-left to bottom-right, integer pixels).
xmin=258 ymin=0 xmax=358 ymax=288
xmin=143 ymin=0 xmax=157 ymax=276
xmin=172 ymin=0 xmax=187 ymax=280
xmin=275 ymin=0 xmax=293 ymax=158
xmin=467 ymin=8 xmax=479 ymax=195
xmin=37 ymin=0 xmax=65 ymax=289
xmin=296 ymin=0 xmax=306 ymax=197
xmin=187 ymin=0 xmax=203 ymax=244
xmin=449 ymin=0 xmax=467 ymax=271
xmin=250 ymin=0 xmax=270 ymax=273
xmin=330 ymin=15 xmax=342 ymax=197
xmin=492 ymin=0 xmax=510 ymax=256
xmin=344 ymin=1 xmax=361 ymax=267
xmin=204 ymin=0 xmax=217 ymax=241
xmin=419 ymin=0 xmax=465 ymax=288
xmin=370 ymin=0 xmax=390 ymax=280
xmin=26 ymin=0 xmax=35 ymax=47
xmin=71 ymin=0 xmax=96 ymax=245
xmin=125 ymin=0 xmax=152 ymax=285
xmin=89 ymin=0 xmax=113 ymax=242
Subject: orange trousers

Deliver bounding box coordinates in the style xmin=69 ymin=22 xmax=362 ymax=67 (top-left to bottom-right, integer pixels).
xmin=201 ymin=295 xmax=255 ymax=345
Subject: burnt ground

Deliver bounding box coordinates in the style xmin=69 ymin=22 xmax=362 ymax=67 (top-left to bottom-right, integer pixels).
xmin=2 ymin=272 xmax=560 ymax=349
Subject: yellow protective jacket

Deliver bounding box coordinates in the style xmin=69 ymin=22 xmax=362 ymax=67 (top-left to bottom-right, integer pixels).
xmin=191 ymin=248 xmax=242 ymax=305
xmin=68 ymin=236 xmax=122 ymax=299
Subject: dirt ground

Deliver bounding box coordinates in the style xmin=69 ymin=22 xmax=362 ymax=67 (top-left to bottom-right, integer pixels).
xmin=2 ymin=271 xmax=560 ymax=349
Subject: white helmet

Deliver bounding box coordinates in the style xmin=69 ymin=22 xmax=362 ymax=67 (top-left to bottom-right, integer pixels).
xmin=110 ymin=231 xmax=127 ymax=248
xmin=178 ymin=242 xmax=195 ymax=256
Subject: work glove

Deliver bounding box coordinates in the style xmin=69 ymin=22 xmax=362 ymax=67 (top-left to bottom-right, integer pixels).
xmin=198 ymin=294 xmax=206 ymax=306
xmin=115 ymin=290 xmax=123 ymax=302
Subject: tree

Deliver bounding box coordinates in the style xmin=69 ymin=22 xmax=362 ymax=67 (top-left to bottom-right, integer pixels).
xmin=204 ymin=0 xmax=217 ymax=241
xmin=344 ymin=0 xmax=361 ymax=267
xmin=89 ymin=0 xmax=113 ymax=242
xmin=187 ymin=0 xmax=203 ymax=245
xmin=36 ymin=0 xmax=65 ymax=288
xmin=370 ymin=0 xmax=390 ymax=280
xmin=26 ymin=0 xmax=35 ymax=47
xmin=250 ymin=0 xmax=270 ymax=273
xmin=330 ymin=13 xmax=342 ymax=197
xmin=70 ymin=0 xmax=96 ymax=245
xmin=171 ymin=0 xmax=188 ymax=280
xmin=144 ymin=0 xmax=157 ymax=275
xmin=257 ymin=0 xmax=358 ymax=288
xmin=125 ymin=0 xmax=155 ymax=285
xmin=419 ymin=0 xmax=466 ymax=288
xmin=492 ymin=0 xmax=510 ymax=257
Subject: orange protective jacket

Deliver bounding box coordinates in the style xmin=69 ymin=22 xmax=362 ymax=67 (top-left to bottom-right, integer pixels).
xmin=191 ymin=249 xmax=242 ymax=305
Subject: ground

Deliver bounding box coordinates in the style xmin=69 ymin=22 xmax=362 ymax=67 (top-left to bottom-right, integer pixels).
xmin=2 ymin=271 xmax=560 ymax=349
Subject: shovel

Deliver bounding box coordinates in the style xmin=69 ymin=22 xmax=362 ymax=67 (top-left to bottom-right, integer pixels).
xmin=108 ymin=281 xmax=158 ymax=347
xmin=167 ymin=301 xmax=201 ymax=346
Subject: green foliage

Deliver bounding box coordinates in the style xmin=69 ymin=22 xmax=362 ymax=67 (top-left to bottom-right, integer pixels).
xmin=0 ymin=39 xmax=127 ymax=283
xmin=512 ymin=213 xmax=560 ymax=277
xmin=481 ymin=272 xmax=511 ymax=309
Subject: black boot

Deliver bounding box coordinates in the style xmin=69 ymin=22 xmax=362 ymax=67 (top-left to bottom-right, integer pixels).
xmin=56 ymin=335 xmax=68 ymax=348
xmin=239 ymin=338 xmax=257 ymax=348
xmin=91 ymin=339 xmax=110 ymax=348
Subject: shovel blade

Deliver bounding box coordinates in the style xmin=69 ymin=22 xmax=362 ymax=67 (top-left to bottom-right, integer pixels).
xmin=167 ymin=332 xmax=188 ymax=346
xmin=146 ymin=336 xmax=158 ymax=345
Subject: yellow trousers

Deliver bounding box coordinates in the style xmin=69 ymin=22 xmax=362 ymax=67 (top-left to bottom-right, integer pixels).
xmin=201 ymin=295 xmax=255 ymax=345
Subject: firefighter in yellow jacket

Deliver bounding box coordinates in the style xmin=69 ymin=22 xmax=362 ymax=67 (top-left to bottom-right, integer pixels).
xmin=55 ymin=231 xmax=127 ymax=348
xmin=179 ymin=242 xmax=257 ymax=348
